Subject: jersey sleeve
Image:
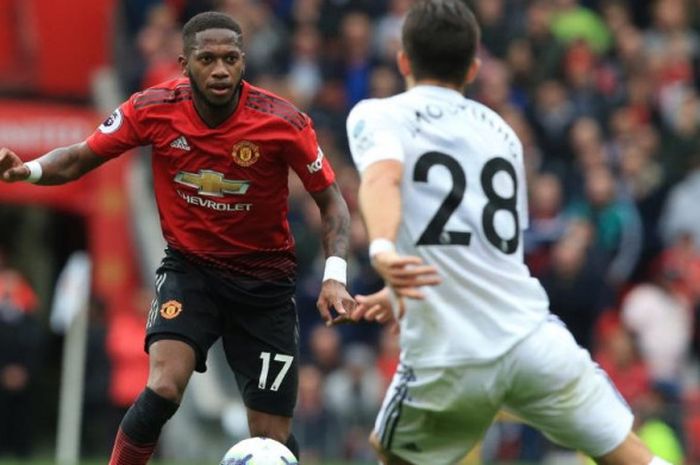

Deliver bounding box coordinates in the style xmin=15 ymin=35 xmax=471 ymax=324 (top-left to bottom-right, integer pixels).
xmin=85 ymin=95 xmax=147 ymax=159
xmin=346 ymin=99 xmax=406 ymax=173
xmin=285 ymin=116 xmax=336 ymax=193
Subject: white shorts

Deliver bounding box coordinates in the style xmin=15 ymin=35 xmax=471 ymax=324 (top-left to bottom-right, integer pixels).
xmin=374 ymin=319 xmax=634 ymax=465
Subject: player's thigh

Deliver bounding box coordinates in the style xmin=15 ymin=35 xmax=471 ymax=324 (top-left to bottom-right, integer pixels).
xmin=375 ymin=363 xmax=502 ymax=465
xmin=222 ymin=297 xmax=299 ymax=418
xmin=145 ymin=253 xmax=222 ymax=375
xmin=504 ymin=319 xmax=634 ymax=458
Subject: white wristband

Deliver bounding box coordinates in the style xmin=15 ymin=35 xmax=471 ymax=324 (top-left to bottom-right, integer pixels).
xmin=24 ymin=161 xmax=43 ymax=184
xmin=369 ymin=238 xmax=395 ymax=258
xmin=322 ymin=256 xmax=347 ymax=285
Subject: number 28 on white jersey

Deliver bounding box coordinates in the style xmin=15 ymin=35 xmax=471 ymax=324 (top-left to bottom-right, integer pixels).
xmin=347 ymin=85 xmax=550 ymax=366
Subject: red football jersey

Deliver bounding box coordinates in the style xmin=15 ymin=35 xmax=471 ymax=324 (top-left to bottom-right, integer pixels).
xmin=86 ymin=78 xmax=335 ymax=280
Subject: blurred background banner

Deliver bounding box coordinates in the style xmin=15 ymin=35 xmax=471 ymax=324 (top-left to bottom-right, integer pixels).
xmin=0 ymin=0 xmax=115 ymax=98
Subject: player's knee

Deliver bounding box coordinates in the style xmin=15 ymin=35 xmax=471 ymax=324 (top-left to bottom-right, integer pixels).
xmin=147 ymin=376 xmax=187 ymax=403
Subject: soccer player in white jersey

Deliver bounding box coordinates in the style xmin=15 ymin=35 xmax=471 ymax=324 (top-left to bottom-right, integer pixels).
xmin=346 ymin=1 xmax=671 ymax=465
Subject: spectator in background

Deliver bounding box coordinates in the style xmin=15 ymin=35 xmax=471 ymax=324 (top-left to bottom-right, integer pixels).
xmin=373 ymin=0 xmax=411 ymax=64
xmin=618 ymin=127 xmax=667 ymax=275
xmin=621 ymin=254 xmax=693 ymax=385
xmin=659 ymin=154 xmax=700 ymax=249
xmin=339 ymin=11 xmax=375 ymax=108
xmin=475 ymin=59 xmax=516 ymax=114
xmin=550 ymin=0 xmax=612 ymax=54
xmin=293 ymin=365 xmax=342 ymax=464
xmin=564 ymin=116 xmax=609 ymax=198
xmin=541 ymin=222 xmax=610 ymax=351
xmin=567 ymin=165 xmax=643 ymax=287
xmin=563 ymin=40 xmax=608 ymax=123
xmin=529 ymin=80 xmax=577 ymax=171
xmin=522 ymin=0 xmax=565 ymax=84
xmin=324 ymin=344 xmax=383 ymax=461
xmin=285 ymin=24 xmax=324 ymax=108
xmin=0 ymin=247 xmax=42 ymax=458
xmin=474 ymin=0 xmax=511 ymax=58
xmin=659 ymin=88 xmax=700 ymax=183
xmin=218 ymin=0 xmax=287 ymax=78
xmin=307 ymin=325 xmax=342 ymax=375
xmin=596 ymin=326 xmax=651 ymax=409
xmin=137 ymin=4 xmax=182 ymax=89
xmin=524 ymin=173 xmax=567 ymax=277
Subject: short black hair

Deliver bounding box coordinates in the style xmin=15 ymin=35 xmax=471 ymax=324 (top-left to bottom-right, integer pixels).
xmin=402 ymin=0 xmax=480 ymax=85
xmin=182 ymin=11 xmax=243 ymax=55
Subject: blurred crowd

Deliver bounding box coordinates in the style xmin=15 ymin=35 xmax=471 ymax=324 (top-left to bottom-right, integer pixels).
xmin=3 ymin=0 xmax=700 ymax=463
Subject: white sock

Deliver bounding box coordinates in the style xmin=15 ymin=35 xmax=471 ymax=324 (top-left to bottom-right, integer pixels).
xmin=649 ymin=457 xmax=672 ymax=465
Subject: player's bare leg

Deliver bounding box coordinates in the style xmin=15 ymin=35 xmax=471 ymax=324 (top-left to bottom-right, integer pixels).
xmin=146 ymin=339 xmax=197 ymax=402
xmin=594 ymin=431 xmax=669 ymax=465
xmin=247 ymin=408 xmax=299 ymax=457
xmin=369 ymin=431 xmax=416 ymax=465
xmin=108 ymin=339 xmax=195 ymax=465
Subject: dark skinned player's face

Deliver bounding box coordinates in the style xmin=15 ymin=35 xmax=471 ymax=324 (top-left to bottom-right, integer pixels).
xmin=180 ymin=28 xmax=245 ymax=107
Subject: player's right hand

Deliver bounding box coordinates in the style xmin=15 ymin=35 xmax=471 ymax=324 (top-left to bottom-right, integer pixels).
xmin=0 ymin=148 xmax=29 ymax=182
xmin=371 ymin=250 xmax=442 ymax=299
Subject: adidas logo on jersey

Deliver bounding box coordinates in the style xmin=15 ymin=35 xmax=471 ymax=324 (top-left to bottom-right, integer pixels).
xmin=170 ymin=136 xmax=191 ymax=151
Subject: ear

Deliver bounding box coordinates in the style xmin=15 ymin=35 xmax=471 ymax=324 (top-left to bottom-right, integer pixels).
xmin=465 ymin=58 xmax=481 ymax=85
xmin=396 ymin=50 xmax=412 ymax=79
xmin=178 ymin=55 xmax=188 ymax=75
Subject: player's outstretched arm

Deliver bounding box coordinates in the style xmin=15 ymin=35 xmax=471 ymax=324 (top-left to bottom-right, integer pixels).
xmin=310 ymin=182 xmax=356 ymax=326
xmin=0 ymin=142 xmax=108 ymax=185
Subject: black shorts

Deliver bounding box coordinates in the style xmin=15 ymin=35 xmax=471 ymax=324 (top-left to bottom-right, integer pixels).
xmin=145 ymin=248 xmax=299 ymax=417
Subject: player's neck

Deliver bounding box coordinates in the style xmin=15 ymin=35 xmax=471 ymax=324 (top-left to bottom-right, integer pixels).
xmin=407 ymin=77 xmax=466 ymax=93
xmin=192 ymin=88 xmax=241 ymax=128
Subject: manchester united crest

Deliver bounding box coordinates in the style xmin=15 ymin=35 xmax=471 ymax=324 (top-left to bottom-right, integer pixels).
xmin=232 ymin=141 xmax=261 ymax=167
xmin=160 ymin=300 xmax=183 ymax=319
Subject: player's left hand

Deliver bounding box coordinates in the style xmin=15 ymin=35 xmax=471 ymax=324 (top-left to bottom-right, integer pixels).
xmin=352 ymin=286 xmax=404 ymax=334
xmin=317 ymin=279 xmax=356 ymax=327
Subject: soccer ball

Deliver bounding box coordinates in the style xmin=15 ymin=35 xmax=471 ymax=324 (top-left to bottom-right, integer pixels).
xmin=220 ymin=437 xmax=298 ymax=465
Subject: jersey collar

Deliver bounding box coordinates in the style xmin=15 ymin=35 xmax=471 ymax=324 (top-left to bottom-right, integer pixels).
xmin=410 ymin=84 xmax=465 ymax=100
xmin=188 ymin=80 xmax=250 ymax=131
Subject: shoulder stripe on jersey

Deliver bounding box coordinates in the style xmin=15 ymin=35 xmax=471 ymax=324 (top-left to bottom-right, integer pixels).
xmin=134 ymin=86 xmax=192 ymax=109
xmin=246 ymin=90 xmax=307 ymax=131
xmin=134 ymin=94 xmax=192 ymax=109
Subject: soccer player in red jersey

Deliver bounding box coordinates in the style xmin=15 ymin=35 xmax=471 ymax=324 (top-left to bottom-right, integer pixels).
xmin=0 ymin=11 xmax=355 ymax=464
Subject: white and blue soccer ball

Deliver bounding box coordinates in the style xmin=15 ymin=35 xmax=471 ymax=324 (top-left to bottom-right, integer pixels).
xmin=220 ymin=437 xmax=298 ymax=465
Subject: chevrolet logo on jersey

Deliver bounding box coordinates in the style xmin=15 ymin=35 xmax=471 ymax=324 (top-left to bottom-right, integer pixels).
xmin=174 ymin=170 xmax=250 ymax=197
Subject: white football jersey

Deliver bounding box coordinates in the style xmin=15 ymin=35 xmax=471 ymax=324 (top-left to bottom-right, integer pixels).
xmin=348 ymin=85 xmax=550 ymax=366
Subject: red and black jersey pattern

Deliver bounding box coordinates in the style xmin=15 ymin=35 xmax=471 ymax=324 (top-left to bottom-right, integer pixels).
xmin=180 ymin=249 xmax=297 ymax=282
xmin=246 ymin=89 xmax=308 ymax=131
xmin=86 ymin=78 xmax=335 ymax=282
xmin=133 ymin=83 xmax=192 ymax=109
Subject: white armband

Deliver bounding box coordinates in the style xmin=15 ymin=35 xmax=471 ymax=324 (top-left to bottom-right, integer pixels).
xmin=24 ymin=161 xmax=43 ymax=184
xmin=322 ymin=256 xmax=347 ymax=285
xmin=369 ymin=238 xmax=395 ymax=258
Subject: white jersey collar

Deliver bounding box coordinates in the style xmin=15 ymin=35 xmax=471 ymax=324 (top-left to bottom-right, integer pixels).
xmin=410 ymin=84 xmax=465 ymax=100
